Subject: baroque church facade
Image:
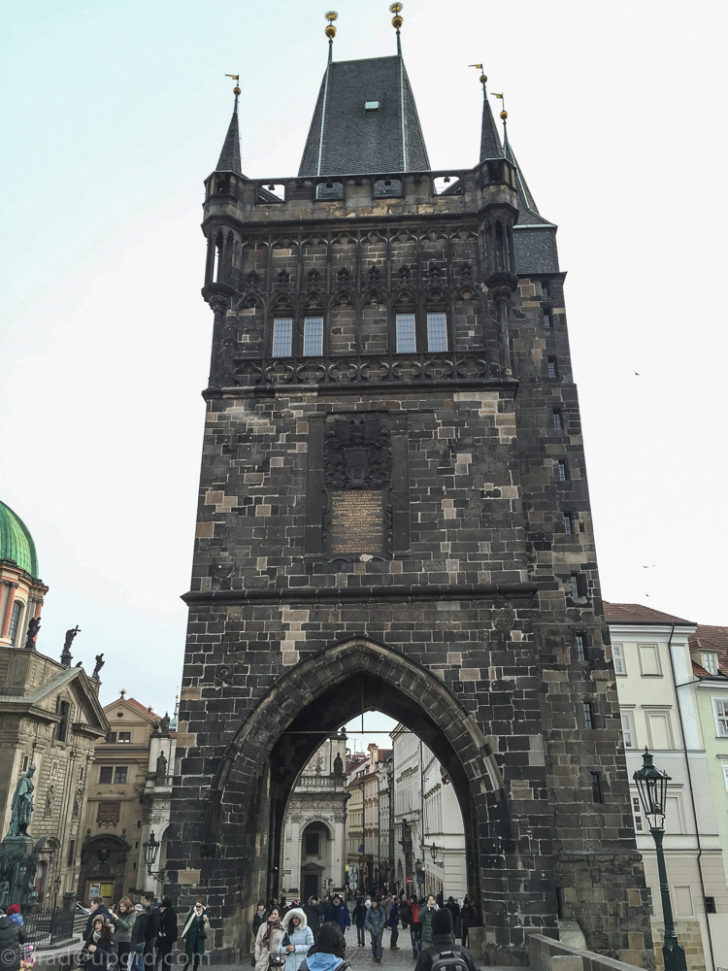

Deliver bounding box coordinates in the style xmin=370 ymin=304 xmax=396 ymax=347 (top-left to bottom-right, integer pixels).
xmin=168 ymin=18 xmax=654 ymax=967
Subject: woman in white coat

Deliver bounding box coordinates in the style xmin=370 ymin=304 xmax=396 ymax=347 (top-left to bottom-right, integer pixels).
xmin=254 ymin=907 xmax=285 ymax=971
xmin=279 ymin=908 xmax=314 ymax=971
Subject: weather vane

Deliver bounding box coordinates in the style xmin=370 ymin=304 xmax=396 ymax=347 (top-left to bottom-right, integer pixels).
xmin=225 ymin=73 xmax=241 ymax=106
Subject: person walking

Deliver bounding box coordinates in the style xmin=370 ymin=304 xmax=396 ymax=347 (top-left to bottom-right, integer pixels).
xmin=254 ymin=906 xmax=284 ymax=971
xmin=279 ymin=907 xmax=313 ymax=971
xmin=458 ymin=899 xmax=477 ymax=949
xmin=364 ymin=896 xmax=386 ymax=963
xmin=155 ymin=898 xmax=177 ymax=971
xmin=414 ymin=909 xmax=477 ymax=971
xmin=323 ymin=896 xmax=350 ymax=936
xmin=386 ymin=898 xmax=400 ymax=950
xmin=408 ymin=896 xmax=421 ymax=957
xmin=352 ymin=898 xmax=367 ymax=947
xmin=420 ymin=896 xmax=438 ymax=948
xmin=114 ymin=898 xmax=137 ymax=971
xmin=303 ymin=898 xmax=320 ymax=939
xmin=180 ymin=900 xmax=210 ymax=971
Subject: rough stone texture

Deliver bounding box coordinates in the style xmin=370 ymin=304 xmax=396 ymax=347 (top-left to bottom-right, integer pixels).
xmin=167 ymin=142 xmax=654 ymax=968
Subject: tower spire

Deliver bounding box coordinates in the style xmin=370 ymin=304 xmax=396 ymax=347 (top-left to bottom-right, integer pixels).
xmin=470 ymin=64 xmax=503 ymax=161
xmin=498 ymin=102 xmax=545 ymax=220
xmin=324 ymin=11 xmax=337 ymax=65
xmin=390 ymin=3 xmax=403 ymax=56
xmin=216 ymin=75 xmax=242 ymax=175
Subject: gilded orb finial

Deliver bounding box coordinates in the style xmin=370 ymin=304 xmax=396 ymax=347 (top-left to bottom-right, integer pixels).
xmin=325 ymin=10 xmax=338 ymax=39
xmin=225 ymin=73 xmax=241 ymax=98
xmin=390 ymin=2 xmax=403 ymax=31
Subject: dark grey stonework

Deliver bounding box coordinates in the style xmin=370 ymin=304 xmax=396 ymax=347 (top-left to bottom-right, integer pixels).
xmin=167 ymin=63 xmax=654 ymax=970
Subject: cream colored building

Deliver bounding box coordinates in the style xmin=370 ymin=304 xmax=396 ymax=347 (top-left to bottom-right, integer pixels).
xmin=279 ymin=732 xmax=349 ymax=900
xmin=605 ymin=602 xmax=728 ymax=971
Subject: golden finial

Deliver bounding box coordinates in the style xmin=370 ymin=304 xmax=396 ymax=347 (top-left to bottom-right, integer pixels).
xmin=469 ymin=63 xmax=487 ymax=87
xmin=325 ymin=10 xmax=338 ymax=39
xmin=225 ymin=73 xmax=241 ymax=97
xmin=492 ymin=91 xmax=507 ymax=121
xmin=390 ymin=2 xmax=403 ymax=30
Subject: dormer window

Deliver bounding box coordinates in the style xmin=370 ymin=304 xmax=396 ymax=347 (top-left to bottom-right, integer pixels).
xmin=702 ymin=652 xmax=718 ymax=675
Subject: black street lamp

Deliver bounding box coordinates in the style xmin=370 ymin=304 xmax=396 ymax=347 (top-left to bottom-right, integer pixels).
xmin=633 ymin=749 xmax=687 ymax=971
xmin=142 ymin=831 xmax=165 ymax=880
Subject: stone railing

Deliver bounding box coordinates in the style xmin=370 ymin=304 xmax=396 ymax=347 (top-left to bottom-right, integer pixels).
xmin=527 ymin=934 xmax=647 ymax=971
xmin=224 ymin=351 xmax=506 ymax=390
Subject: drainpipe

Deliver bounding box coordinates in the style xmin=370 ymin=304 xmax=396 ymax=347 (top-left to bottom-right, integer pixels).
xmin=667 ymin=623 xmax=716 ymax=971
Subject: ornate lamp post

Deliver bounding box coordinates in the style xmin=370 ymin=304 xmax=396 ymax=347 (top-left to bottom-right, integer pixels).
xmin=142 ymin=831 xmax=165 ymax=881
xmin=633 ymin=749 xmax=687 ymax=971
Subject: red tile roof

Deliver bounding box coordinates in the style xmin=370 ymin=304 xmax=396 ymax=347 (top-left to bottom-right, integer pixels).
xmin=690 ymin=625 xmax=728 ymax=676
xmin=603 ymin=602 xmax=695 ymax=626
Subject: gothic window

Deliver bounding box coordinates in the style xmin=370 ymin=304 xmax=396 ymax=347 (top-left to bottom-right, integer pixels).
xmin=574 ymin=632 xmax=587 ymax=661
xmin=426 ymin=312 xmax=448 ymax=352
xmin=303 ymin=316 xmax=324 ymax=356
xmin=272 ymin=318 xmax=293 ymax=357
xmin=557 ymin=460 xmax=568 ymax=481
xmin=590 ymin=771 xmax=603 ymax=804
xmin=395 ymin=313 xmax=417 ymax=353
xmin=552 ymin=410 xmax=563 ymax=431
xmin=547 ymin=356 xmax=558 ymax=378
xmin=562 ymin=512 xmax=573 ymax=534
xmin=582 ymin=703 xmax=595 ymax=730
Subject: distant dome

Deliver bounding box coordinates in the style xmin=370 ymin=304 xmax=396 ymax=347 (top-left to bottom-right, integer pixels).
xmin=0 ymin=500 xmax=39 ymax=578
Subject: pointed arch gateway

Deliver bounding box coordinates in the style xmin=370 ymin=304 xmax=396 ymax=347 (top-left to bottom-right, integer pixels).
xmin=202 ymin=637 xmax=507 ymax=942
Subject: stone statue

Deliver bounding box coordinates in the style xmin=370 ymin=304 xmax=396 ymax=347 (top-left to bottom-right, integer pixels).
xmin=155 ymin=751 xmax=168 ymax=783
xmin=333 ymin=752 xmax=343 ymax=775
xmin=92 ymin=653 xmax=105 ymax=680
xmin=7 ymin=766 xmax=36 ymax=837
xmin=160 ymin=712 xmax=171 ymax=733
xmin=24 ymin=617 xmax=40 ymax=651
xmin=61 ymin=625 xmax=80 ymax=666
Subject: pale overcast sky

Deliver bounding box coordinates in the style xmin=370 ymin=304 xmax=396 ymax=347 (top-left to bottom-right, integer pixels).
xmin=2 ymin=1 xmax=726 ymax=732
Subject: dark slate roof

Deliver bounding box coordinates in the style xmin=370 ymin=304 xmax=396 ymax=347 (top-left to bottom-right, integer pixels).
xmin=216 ymin=105 xmax=242 ymax=175
xmin=603 ymin=601 xmax=696 ymax=626
xmin=299 ymin=55 xmax=430 ymax=176
xmin=480 ymin=88 xmax=503 ymax=161
xmin=503 ymin=128 xmax=551 ymax=226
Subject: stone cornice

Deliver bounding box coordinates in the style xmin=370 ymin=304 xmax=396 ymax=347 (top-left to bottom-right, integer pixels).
xmin=182 ymin=582 xmax=537 ymax=607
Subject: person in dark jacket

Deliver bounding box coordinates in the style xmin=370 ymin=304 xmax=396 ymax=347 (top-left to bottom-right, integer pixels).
xmin=458 ymin=898 xmax=477 ymax=948
xmin=352 ymin=898 xmax=367 ymax=947
xmin=81 ymin=915 xmax=115 ymax=970
xmin=364 ymin=897 xmax=386 ymax=963
xmin=0 ymin=908 xmax=24 ymax=971
xmin=323 ymin=897 xmax=350 ymax=935
xmin=414 ymin=909 xmax=477 ymax=971
xmin=386 ymin=899 xmax=400 ymax=950
xmin=84 ymin=898 xmax=117 ymax=941
xmin=408 ymin=896 xmax=421 ymax=957
xmin=181 ymin=900 xmax=210 ymax=971
xmin=302 ymin=898 xmax=320 ymax=939
xmin=155 ymin=898 xmax=177 ymax=971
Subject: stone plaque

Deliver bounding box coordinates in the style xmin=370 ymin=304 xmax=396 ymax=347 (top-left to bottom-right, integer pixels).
xmin=330 ymin=490 xmax=385 ymax=553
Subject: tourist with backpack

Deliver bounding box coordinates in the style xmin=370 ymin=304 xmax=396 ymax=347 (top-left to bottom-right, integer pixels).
xmin=414 ymin=908 xmax=477 ymax=971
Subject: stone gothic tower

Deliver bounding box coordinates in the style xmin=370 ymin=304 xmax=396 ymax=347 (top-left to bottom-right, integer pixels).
xmin=167 ymin=31 xmax=654 ymax=969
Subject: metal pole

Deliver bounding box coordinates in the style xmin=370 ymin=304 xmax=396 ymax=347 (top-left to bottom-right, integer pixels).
xmin=651 ymin=827 xmax=687 ymax=971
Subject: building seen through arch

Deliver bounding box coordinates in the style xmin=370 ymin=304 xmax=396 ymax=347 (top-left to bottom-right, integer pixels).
xmin=167 ymin=16 xmax=655 ymax=967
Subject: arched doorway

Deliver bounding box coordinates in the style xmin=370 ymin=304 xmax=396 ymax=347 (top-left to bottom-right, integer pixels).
xmin=78 ymin=834 xmax=130 ymax=907
xmin=168 ymin=637 xmax=524 ymax=961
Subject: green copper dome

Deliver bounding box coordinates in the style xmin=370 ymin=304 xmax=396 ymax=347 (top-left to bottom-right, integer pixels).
xmin=0 ymin=501 xmax=39 ymax=578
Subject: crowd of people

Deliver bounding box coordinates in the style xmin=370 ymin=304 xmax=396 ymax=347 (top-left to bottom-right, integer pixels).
xmin=251 ymin=891 xmax=479 ymax=970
